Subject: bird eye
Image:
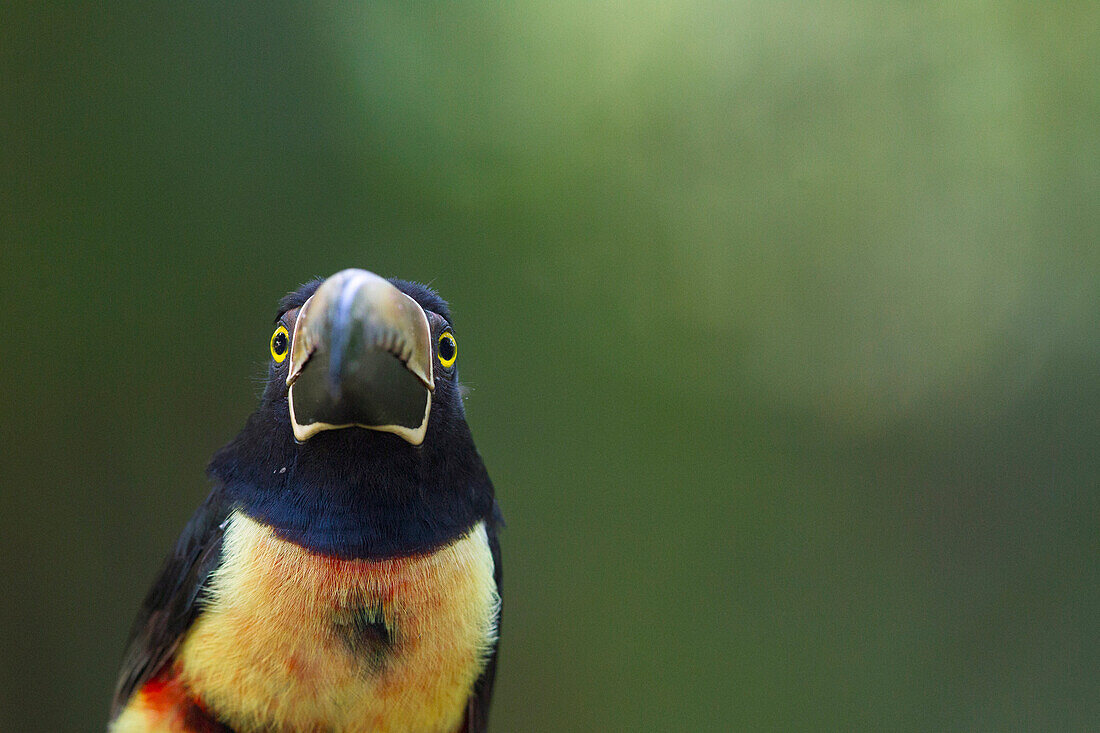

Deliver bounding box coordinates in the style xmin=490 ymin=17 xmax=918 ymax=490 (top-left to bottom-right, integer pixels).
xmin=270 ymin=325 xmax=290 ymax=363
xmin=437 ymin=331 xmax=457 ymax=368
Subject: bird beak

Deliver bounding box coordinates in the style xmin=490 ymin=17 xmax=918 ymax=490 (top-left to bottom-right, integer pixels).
xmin=286 ymin=269 xmax=435 ymax=445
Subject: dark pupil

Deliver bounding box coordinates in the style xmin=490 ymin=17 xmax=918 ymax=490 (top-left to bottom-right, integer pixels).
xmin=439 ymin=335 xmax=455 ymax=361
xmin=272 ymin=331 xmax=288 ymax=356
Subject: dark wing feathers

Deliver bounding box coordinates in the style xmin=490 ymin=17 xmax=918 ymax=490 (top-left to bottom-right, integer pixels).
xmin=110 ymin=487 xmax=229 ymax=718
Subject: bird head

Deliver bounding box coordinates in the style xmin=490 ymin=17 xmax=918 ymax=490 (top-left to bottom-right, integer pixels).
xmin=260 ymin=269 xmax=464 ymax=447
xmin=207 ymin=269 xmax=494 ymax=558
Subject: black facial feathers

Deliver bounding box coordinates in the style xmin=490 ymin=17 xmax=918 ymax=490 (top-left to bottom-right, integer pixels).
xmin=209 ymin=276 xmax=496 ymax=560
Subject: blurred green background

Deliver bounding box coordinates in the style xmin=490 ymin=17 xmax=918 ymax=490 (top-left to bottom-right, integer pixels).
xmin=2 ymin=3 xmax=1097 ymax=731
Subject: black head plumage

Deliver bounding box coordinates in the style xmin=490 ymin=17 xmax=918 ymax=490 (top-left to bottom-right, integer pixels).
xmin=208 ymin=277 xmax=497 ymax=559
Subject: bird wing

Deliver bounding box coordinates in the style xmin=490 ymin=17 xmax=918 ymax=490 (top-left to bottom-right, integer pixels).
xmin=460 ymin=511 xmax=503 ymax=733
xmin=110 ymin=486 xmax=229 ymax=719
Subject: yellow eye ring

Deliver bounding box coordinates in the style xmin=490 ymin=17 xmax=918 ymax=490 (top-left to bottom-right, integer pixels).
xmin=437 ymin=331 xmax=457 ymax=368
xmin=270 ymin=325 xmax=290 ymax=363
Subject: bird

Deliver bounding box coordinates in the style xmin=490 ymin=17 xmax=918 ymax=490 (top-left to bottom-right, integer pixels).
xmin=109 ymin=269 xmax=503 ymax=733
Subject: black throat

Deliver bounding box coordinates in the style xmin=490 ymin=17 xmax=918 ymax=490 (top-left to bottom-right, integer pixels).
xmin=208 ymin=404 xmax=496 ymax=560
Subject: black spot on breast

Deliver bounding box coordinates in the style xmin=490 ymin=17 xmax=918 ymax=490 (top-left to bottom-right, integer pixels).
xmin=332 ymin=601 xmax=397 ymax=673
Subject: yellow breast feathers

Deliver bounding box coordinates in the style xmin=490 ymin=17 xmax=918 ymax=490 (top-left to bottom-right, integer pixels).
xmin=144 ymin=511 xmax=497 ymax=733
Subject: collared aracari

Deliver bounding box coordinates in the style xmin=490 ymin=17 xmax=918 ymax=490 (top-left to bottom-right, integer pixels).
xmin=110 ymin=269 xmax=503 ymax=733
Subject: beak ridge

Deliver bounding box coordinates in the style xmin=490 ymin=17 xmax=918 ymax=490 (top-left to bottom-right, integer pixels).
xmin=286 ymin=269 xmax=434 ymax=445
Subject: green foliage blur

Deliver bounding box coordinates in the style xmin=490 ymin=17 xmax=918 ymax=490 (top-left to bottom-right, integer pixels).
xmin=2 ymin=3 xmax=1097 ymax=730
